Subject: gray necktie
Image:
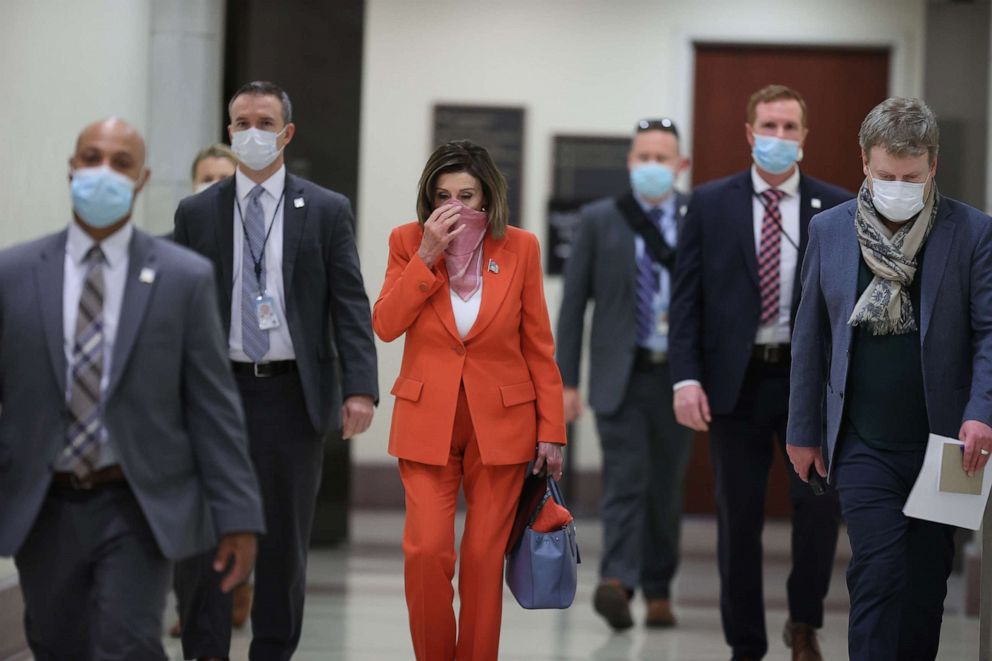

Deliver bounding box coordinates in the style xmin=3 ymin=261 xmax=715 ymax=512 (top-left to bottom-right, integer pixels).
xmin=242 ymin=185 xmax=269 ymax=362
xmin=61 ymin=245 xmax=106 ymax=478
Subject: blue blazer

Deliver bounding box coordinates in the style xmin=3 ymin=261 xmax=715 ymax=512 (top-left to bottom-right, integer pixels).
xmin=669 ymin=170 xmax=850 ymax=414
xmin=787 ymin=197 xmax=992 ymax=471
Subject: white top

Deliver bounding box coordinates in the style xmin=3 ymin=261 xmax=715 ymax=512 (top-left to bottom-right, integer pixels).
xmin=230 ymin=165 xmax=295 ymax=362
xmin=56 ymin=221 xmax=133 ymax=469
xmin=451 ymin=283 xmax=482 ymax=338
xmin=751 ymin=166 xmax=800 ymax=346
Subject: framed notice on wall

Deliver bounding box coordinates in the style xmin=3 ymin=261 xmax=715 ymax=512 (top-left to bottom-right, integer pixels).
xmin=546 ymin=134 xmax=630 ymax=275
xmin=432 ymin=104 xmax=525 ymax=227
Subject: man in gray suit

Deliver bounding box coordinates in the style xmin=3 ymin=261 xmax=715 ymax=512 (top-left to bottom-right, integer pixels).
xmin=0 ymin=118 xmax=264 ymax=660
xmin=788 ymin=97 xmax=992 ymax=660
xmin=174 ymin=81 xmax=378 ymax=661
xmin=557 ymin=118 xmax=693 ymax=631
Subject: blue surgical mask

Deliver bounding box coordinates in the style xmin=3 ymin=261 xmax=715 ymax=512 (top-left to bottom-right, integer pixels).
xmin=752 ymin=135 xmax=802 ymax=175
xmin=70 ymin=166 xmax=136 ymax=228
xmin=630 ymin=163 xmax=675 ymax=199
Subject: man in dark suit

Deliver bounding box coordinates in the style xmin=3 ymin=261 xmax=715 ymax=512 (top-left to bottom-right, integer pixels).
xmin=669 ymin=85 xmax=848 ymax=661
xmin=173 ymin=81 xmax=379 ymax=661
xmin=557 ymin=118 xmax=693 ymax=631
xmin=788 ymin=97 xmax=992 ymax=661
xmin=0 ymin=118 xmax=264 ymax=660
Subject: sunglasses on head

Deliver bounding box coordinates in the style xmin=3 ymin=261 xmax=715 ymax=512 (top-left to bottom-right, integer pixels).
xmin=636 ymin=118 xmax=679 ymax=138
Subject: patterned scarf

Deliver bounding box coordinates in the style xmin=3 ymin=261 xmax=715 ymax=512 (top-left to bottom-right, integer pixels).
xmin=848 ymin=179 xmax=938 ymax=335
xmin=442 ymin=200 xmax=489 ymax=301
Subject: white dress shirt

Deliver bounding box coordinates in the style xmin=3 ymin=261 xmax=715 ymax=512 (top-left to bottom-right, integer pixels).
xmin=55 ymin=221 xmax=133 ymax=469
xmin=230 ymin=165 xmax=295 ymax=362
xmin=751 ymin=166 xmax=800 ymax=346
xmin=451 ymin=284 xmax=483 ymax=338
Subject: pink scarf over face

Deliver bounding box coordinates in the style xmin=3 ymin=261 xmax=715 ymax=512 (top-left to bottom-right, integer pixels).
xmin=441 ymin=200 xmax=489 ymax=301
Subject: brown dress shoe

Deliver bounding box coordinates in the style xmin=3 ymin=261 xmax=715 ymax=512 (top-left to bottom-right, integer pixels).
xmin=232 ymin=583 xmax=253 ymax=628
xmin=593 ymin=579 xmax=634 ymax=630
xmin=645 ymin=598 xmax=677 ymax=628
xmin=783 ymin=619 xmax=823 ymax=661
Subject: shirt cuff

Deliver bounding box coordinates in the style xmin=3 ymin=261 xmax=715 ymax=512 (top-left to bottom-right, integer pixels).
xmin=673 ymin=379 xmax=701 ymax=392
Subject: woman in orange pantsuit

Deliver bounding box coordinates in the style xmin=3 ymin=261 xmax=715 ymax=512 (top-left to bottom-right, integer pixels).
xmin=373 ymin=140 xmax=566 ymax=661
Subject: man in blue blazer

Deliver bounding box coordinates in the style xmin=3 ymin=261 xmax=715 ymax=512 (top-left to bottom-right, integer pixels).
xmin=669 ymin=85 xmax=848 ymax=661
xmin=557 ymin=118 xmax=693 ymax=630
xmin=787 ymin=97 xmax=992 ymax=660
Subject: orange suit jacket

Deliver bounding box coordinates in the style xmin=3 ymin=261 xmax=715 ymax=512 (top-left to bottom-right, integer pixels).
xmin=373 ymin=222 xmax=567 ymax=466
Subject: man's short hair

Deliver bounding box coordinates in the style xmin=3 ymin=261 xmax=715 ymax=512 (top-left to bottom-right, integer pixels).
xmin=747 ymin=84 xmax=808 ymax=128
xmin=228 ymin=81 xmax=293 ymax=125
xmin=858 ymin=97 xmax=939 ymax=163
xmin=190 ymin=143 xmax=238 ymax=182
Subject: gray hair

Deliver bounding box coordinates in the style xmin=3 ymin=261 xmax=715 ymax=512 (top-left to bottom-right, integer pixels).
xmin=858 ymin=97 xmax=939 ymax=163
xmin=228 ymin=81 xmax=293 ymax=125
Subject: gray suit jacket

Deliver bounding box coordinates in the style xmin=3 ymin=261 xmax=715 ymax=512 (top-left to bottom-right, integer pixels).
xmin=0 ymin=228 xmax=265 ymax=559
xmin=788 ymin=197 xmax=992 ymax=471
xmin=174 ymin=173 xmax=378 ymax=435
xmin=556 ymin=192 xmax=688 ymax=415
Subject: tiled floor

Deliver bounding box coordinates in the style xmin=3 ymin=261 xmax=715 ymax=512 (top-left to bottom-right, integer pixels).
xmin=157 ymin=512 xmax=979 ymax=660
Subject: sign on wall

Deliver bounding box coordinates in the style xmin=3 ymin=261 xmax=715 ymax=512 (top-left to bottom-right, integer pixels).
xmin=432 ymin=104 xmax=525 ymax=227
xmin=546 ymin=135 xmax=630 ymax=275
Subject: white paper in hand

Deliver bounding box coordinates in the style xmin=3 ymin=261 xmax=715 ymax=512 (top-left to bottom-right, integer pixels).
xmin=903 ymin=433 xmax=992 ymax=530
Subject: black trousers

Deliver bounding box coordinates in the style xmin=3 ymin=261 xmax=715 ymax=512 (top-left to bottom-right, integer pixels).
xmin=15 ymin=484 xmax=170 ymax=661
xmin=708 ymin=359 xmax=841 ymax=659
xmin=176 ymin=370 xmax=323 ymax=661
xmin=833 ymin=432 xmax=955 ymax=661
xmin=595 ymin=362 xmax=693 ymax=599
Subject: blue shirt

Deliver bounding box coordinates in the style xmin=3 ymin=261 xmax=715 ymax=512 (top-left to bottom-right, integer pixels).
xmin=634 ymin=194 xmax=678 ymax=352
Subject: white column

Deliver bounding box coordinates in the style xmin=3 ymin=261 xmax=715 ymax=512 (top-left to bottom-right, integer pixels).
xmin=143 ymin=0 xmax=227 ymax=234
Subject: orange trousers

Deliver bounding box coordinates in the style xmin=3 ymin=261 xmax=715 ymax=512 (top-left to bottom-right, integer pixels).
xmin=398 ymin=386 xmax=527 ymax=661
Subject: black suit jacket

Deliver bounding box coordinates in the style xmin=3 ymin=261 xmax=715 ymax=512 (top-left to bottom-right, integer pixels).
xmin=173 ymin=173 xmax=378 ymax=435
xmin=668 ymin=170 xmax=850 ymax=414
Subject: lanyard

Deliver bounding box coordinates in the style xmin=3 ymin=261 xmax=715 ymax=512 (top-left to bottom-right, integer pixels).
xmin=752 ymin=190 xmax=800 ymax=251
xmin=235 ymin=188 xmax=286 ymax=293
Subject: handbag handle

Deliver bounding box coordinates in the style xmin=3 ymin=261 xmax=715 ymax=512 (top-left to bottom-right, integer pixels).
xmin=526 ymin=477 xmax=568 ymax=529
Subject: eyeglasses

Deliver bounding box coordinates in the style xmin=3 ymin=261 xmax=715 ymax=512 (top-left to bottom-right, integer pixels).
xmin=636 ymin=118 xmax=679 ymax=138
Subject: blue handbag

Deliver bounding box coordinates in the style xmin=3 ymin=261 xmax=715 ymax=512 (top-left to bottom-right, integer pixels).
xmin=505 ymin=477 xmax=580 ymax=609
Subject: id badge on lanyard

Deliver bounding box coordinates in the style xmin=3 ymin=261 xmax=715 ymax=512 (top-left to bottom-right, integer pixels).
xmin=237 ymin=189 xmax=286 ymax=331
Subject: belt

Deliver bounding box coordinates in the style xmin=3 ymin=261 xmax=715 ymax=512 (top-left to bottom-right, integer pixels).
xmin=231 ymin=360 xmax=297 ymax=377
xmin=752 ymin=343 xmax=791 ymax=365
xmin=634 ymin=347 xmax=668 ymax=368
xmin=52 ymin=465 xmax=127 ymax=490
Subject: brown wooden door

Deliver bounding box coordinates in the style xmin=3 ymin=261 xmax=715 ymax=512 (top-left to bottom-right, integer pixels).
xmin=684 ymin=44 xmax=890 ymax=517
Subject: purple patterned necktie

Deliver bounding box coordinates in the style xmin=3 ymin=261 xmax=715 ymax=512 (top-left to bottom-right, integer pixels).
xmin=61 ymin=245 xmax=106 ymax=479
xmin=242 ymin=185 xmax=269 ymax=362
xmin=636 ymin=207 xmax=664 ymax=344
xmin=758 ymin=189 xmax=787 ymax=325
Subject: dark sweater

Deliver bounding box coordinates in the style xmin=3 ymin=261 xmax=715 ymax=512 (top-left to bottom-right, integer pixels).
xmin=843 ymin=249 xmax=930 ymax=451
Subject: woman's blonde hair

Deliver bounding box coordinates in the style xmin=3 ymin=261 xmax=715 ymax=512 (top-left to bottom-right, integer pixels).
xmin=416 ymin=140 xmax=509 ymax=239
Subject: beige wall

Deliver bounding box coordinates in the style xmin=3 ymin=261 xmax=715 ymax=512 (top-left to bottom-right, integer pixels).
xmin=356 ymin=0 xmax=928 ymax=470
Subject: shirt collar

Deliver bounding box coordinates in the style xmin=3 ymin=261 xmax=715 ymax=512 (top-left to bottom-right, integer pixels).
xmin=634 ymin=192 xmax=677 ymax=220
xmin=66 ymin=220 xmax=134 ymax=268
xmin=751 ymin=165 xmax=800 ymax=197
xmin=235 ymin=164 xmax=286 ymax=204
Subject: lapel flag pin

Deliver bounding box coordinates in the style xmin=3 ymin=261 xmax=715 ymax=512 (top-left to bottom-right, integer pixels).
xmin=294 ymin=197 xmax=305 ymax=208
xmin=488 ymin=259 xmax=499 ymax=274
xmin=811 ymin=198 xmax=822 ymax=209
xmin=679 ymin=205 xmax=688 ymax=217
xmin=139 ymin=267 xmax=156 ymax=284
